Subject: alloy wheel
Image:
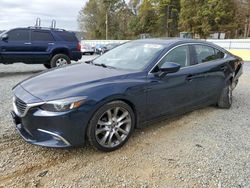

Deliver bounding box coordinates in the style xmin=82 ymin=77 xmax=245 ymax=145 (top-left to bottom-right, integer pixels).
xmin=95 ymin=107 xmax=132 ymax=148
xmin=56 ymin=58 xmax=68 ymax=67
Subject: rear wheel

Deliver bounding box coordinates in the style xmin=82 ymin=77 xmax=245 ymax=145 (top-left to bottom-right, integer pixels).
xmin=87 ymin=101 xmax=135 ymax=152
xmin=50 ymin=54 xmax=71 ymax=68
xmin=217 ymin=83 xmax=233 ymax=109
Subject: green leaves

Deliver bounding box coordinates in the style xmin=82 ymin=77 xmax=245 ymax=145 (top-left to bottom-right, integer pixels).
xmin=78 ymin=0 xmax=243 ymax=39
xmin=179 ymin=0 xmax=237 ymax=38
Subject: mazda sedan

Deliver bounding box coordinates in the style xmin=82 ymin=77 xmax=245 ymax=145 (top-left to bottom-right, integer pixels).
xmin=11 ymin=39 xmax=243 ymax=151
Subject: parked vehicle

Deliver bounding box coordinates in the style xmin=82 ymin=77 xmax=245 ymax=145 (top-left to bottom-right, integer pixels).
xmin=94 ymin=44 xmax=106 ymax=54
xmin=11 ymin=39 xmax=243 ymax=152
xmin=0 ymin=27 xmax=82 ymax=68
xmin=81 ymin=44 xmax=94 ymax=55
xmin=103 ymin=43 xmax=120 ymax=53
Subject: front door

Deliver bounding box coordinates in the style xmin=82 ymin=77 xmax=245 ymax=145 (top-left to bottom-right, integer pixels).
xmin=1 ymin=29 xmax=32 ymax=63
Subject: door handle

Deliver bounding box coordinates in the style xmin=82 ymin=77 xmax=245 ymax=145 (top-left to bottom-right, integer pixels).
xmin=24 ymin=42 xmax=31 ymax=45
xmin=186 ymin=74 xmax=194 ymax=81
xmin=48 ymin=43 xmax=55 ymax=45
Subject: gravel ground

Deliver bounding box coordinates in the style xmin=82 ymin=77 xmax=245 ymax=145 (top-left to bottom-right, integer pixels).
xmin=0 ymin=58 xmax=249 ymax=188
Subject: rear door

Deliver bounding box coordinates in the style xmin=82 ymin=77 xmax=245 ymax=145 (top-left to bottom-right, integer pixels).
xmin=1 ymin=29 xmax=32 ymax=63
xmin=31 ymin=30 xmax=55 ymax=63
xmin=190 ymin=44 xmax=227 ymax=104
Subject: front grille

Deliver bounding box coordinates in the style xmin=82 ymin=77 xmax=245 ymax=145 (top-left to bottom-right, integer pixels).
xmin=15 ymin=97 xmax=27 ymax=116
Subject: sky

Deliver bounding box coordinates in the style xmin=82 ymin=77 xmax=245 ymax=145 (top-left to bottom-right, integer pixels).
xmin=0 ymin=0 xmax=87 ymax=31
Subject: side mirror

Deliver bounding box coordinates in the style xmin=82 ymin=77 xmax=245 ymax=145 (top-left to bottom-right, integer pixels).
xmin=157 ymin=62 xmax=181 ymax=77
xmin=1 ymin=34 xmax=8 ymax=41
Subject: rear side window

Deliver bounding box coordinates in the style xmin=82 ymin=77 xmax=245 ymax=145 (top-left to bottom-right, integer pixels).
xmin=159 ymin=45 xmax=190 ymax=68
xmin=31 ymin=31 xmax=54 ymax=41
xmin=8 ymin=29 xmax=29 ymax=41
xmin=214 ymin=49 xmax=225 ymax=59
xmin=56 ymin=32 xmax=78 ymax=42
xmin=194 ymin=45 xmax=225 ymax=63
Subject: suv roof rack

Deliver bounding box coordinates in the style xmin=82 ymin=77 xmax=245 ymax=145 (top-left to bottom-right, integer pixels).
xmin=28 ymin=18 xmax=66 ymax=31
xmin=27 ymin=26 xmax=66 ymax=31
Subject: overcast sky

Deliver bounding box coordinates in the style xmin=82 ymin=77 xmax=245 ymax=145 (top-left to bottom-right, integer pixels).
xmin=0 ymin=0 xmax=87 ymax=31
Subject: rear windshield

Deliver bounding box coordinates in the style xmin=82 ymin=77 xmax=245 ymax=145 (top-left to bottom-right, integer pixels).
xmin=56 ymin=31 xmax=78 ymax=42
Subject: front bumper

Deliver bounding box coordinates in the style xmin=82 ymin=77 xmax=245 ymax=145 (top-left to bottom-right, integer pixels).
xmin=11 ymin=107 xmax=90 ymax=148
xmin=12 ymin=85 xmax=92 ymax=148
xmin=12 ymin=110 xmax=71 ymax=147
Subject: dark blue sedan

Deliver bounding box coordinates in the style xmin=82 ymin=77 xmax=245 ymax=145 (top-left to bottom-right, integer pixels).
xmin=11 ymin=39 xmax=243 ymax=151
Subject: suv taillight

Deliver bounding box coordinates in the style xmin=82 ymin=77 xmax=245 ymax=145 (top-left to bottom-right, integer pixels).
xmin=77 ymin=42 xmax=81 ymax=51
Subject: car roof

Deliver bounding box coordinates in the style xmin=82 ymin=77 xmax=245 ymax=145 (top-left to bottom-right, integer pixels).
xmin=132 ymin=38 xmax=226 ymax=52
xmin=133 ymin=38 xmax=213 ymax=46
xmin=9 ymin=27 xmax=67 ymax=32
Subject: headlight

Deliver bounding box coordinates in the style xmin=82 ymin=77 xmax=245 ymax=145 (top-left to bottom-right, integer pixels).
xmin=40 ymin=97 xmax=86 ymax=112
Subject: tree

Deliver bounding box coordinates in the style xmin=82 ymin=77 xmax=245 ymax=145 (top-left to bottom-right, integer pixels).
xmin=153 ymin=0 xmax=180 ymax=37
xmin=78 ymin=0 xmax=135 ymax=39
xmin=135 ymin=0 xmax=157 ymax=35
xmin=79 ymin=0 xmax=244 ymax=39
xmin=179 ymin=0 xmax=238 ymax=38
xmin=78 ymin=0 xmax=106 ymax=39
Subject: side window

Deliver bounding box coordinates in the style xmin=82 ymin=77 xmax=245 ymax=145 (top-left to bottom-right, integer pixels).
xmin=214 ymin=49 xmax=225 ymax=59
xmin=56 ymin=32 xmax=78 ymax=42
xmin=195 ymin=45 xmax=224 ymax=63
xmin=31 ymin=31 xmax=54 ymax=41
xmin=159 ymin=45 xmax=190 ymax=68
xmin=8 ymin=29 xmax=29 ymax=41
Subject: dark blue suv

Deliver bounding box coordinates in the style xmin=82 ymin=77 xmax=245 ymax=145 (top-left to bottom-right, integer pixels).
xmin=0 ymin=27 xmax=82 ymax=68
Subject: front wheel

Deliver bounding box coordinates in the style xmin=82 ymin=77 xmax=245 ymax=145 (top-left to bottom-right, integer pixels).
xmin=50 ymin=54 xmax=71 ymax=68
xmin=87 ymin=101 xmax=135 ymax=152
xmin=217 ymin=83 xmax=233 ymax=109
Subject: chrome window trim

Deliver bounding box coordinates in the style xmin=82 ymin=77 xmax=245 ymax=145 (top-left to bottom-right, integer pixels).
xmin=149 ymin=42 xmax=227 ymax=74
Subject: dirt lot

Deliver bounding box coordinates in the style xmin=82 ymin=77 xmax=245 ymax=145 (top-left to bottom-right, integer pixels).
xmin=0 ymin=59 xmax=249 ymax=188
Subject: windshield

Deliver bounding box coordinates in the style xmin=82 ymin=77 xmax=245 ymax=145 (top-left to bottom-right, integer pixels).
xmin=93 ymin=42 xmax=165 ymax=71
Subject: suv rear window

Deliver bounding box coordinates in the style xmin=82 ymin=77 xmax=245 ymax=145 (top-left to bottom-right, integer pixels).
xmin=56 ymin=32 xmax=78 ymax=42
xmin=31 ymin=31 xmax=54 ymax=41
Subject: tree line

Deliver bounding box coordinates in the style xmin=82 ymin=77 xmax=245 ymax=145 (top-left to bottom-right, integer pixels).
xmin=78 ymin=0 xmax=250 ymax=39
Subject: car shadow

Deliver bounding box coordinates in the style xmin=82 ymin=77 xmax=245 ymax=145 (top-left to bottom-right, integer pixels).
xmin=0 ymin=70 xmax=43 ymax=78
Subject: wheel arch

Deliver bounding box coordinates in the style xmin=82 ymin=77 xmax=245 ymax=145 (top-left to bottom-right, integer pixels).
xmin=85 ymin=96 xmax=139 ymax=138
xmin=51 ymin=48 xmax=70 ymax=58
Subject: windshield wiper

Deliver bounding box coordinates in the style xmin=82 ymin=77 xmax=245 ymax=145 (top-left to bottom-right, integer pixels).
xmin=93 ymin=63 xmax=116 ymax=69
xmin=84 ymin=60 xmax=93 ymax=64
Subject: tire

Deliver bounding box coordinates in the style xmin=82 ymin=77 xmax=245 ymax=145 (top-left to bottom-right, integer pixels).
xmin=87 ymin=101 xmax=135 ymax=152
xmin=50 ymin=54 xmax=71 ymax=68
xmin=217 ymin=83 xmax=233 ymax=109
xmin=43 ymin=63 xmax=51 ymax=69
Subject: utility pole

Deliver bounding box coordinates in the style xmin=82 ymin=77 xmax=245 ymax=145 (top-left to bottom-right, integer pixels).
xmin=106 ymin=11 xmax=108 ymax=40
xmin=166 ymin=5 xmax=170 ymax=37
xmin=104 ymin=0 xmax=111 ymax=40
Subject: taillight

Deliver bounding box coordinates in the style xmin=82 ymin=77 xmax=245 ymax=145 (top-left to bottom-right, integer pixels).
xmin=77 ymin=42 xmax=81 ymax=51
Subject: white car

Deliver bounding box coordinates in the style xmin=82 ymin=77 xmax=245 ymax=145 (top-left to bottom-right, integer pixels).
xmin=81 ymin=44 xmax=94 ymax=55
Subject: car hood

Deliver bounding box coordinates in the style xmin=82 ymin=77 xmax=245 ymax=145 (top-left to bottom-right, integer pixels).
xmin=20 ymin=63 xmax=131 ymax=101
